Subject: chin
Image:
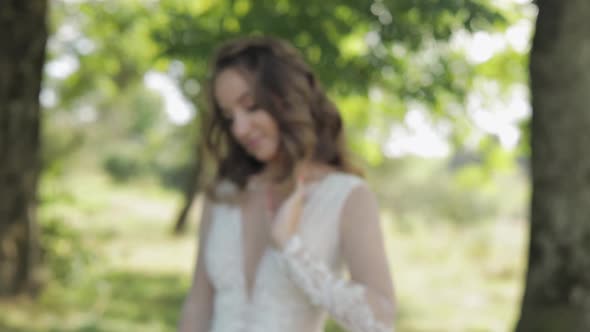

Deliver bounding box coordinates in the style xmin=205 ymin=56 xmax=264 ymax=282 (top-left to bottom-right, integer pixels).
xmin=254 ymin=153 xmax=274 ymax=163
xmin=253 ymin=149 xmax=278 ymax=163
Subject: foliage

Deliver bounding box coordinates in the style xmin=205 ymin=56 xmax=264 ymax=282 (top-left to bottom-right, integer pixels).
xmin=149 ymin=0 xmax=524 ymax=163
xmin=37 ymin=177 xmax=98 ymax=286
xmin=39 ymin=216 xmax=96 ymax=286
xmin=103 ymin=150 xmax=147 ymax=182
xmin=369 ymin=155 xmax=528 ymax=226
xmin=44 ymin=0 xmax=532 ymax=178
xmin=101 ymin=141 xmax=194 ymax=190
xmin=152 ymin=0 xmax=509 ymax=92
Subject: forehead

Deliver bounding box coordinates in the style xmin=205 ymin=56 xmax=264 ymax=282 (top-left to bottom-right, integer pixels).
xmin=214 ymin=68 xmax=253 ymax=108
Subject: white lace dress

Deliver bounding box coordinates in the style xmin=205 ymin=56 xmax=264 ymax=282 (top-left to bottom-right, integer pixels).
xmin=203 ymin=172 xmax=394 ymax=332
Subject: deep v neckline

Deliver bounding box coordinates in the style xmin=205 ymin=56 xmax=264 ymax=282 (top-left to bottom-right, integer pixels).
xmin=237 ymin=171 xmax=337 ymax=302
xmin=238 ymin=190 xmax=284 ymax=303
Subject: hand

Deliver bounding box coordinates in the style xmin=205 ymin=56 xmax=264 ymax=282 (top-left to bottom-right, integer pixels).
xmin=270 ymin=168 xmax=308 ymax=250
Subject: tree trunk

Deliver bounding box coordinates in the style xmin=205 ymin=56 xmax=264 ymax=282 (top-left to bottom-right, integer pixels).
xmin=516 ymin=1 xmax=590 ymax=331
xmin=172 ymin=154 xmax=202 ymax=235
xmin=0 ymin=0 xmax=48 ymax=296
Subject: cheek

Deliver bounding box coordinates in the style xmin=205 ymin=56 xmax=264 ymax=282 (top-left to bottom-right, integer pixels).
xmin=261 ymin=114 xmax=280 ymax=143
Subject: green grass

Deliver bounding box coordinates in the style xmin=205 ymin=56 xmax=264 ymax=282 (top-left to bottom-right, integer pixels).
xmin=387 ymin=217 xmax=527 ymax=332
xmin=0 ymin=171 xmax=527 ymax=332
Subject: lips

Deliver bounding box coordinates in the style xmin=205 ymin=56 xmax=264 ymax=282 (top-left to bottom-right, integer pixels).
xmin=245 ymin=138 xmax=261 ymax=150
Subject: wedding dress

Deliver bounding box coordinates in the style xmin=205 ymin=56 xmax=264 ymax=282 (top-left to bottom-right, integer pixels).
xmin=203 ymin=172 xmax=395 ymax=332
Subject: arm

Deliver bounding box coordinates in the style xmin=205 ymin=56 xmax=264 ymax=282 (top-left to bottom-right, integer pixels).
xmin=279 ymin=183 xmax=396 ymax=331
xmin=178 ymin=197 xmax=215 ymax=332
xmin=339 ymin=183 xmax=396 ymax=328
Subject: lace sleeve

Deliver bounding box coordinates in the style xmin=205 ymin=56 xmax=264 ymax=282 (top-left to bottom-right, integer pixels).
xmin=278 ymin=184 xmax=396 ymax=332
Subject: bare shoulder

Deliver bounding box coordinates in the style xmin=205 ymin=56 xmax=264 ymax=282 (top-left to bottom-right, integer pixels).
xmin=339 ymin=179 xmax=380 ymax=225
xmin=343 ymin=180 xmax=377 ymax=206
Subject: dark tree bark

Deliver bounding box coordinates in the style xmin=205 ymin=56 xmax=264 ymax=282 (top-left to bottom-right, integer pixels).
xmin=516 ymin=0 xmax=590 ymax=331
xmin=0 ymin=0 xmax=48 ymax=296
xmin=172 ymin=156 xmax=202 ymax=235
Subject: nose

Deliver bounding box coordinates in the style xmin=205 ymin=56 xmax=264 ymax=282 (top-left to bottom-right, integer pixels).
xmin=231 ymin=110 xmax=250 ymax=140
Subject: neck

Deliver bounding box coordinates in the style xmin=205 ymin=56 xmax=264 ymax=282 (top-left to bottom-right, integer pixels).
xmin=260 ymin=154 xmax=289 ymax=181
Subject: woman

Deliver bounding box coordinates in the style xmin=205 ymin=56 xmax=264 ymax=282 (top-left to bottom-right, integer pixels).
xmin=178 ymin=36 xmax=396 ymax=332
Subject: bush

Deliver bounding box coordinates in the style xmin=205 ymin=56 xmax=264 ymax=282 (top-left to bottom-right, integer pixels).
xmin=39 ymin=217 xmax=96 ymax=285
xmin=368 ymin=156 xmax=527 ymax=226
xmin=102 ymin=150 xmax=147 ymax=182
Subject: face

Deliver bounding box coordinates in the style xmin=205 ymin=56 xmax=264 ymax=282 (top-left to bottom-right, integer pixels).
xmin=214 ymin=68 xmax=280 ymax=163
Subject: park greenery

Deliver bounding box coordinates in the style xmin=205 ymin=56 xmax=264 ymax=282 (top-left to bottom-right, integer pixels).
xmin=1 ymin=0 xmax=538 ymax=331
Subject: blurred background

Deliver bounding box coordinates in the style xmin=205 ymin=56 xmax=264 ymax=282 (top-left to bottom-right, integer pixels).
xmin=1 ymin=0 xmax=536 ymax=331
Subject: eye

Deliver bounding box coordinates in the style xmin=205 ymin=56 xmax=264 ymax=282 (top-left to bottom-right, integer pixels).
xmin=246 ymin=103 xmax=260 ymax=112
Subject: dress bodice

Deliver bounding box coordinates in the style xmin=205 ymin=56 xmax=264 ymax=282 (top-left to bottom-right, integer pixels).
xmin=203 ymin=172 xmax=394 ymax=332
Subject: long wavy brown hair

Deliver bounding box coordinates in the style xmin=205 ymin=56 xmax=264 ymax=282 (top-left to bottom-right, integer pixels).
xmin=201 ymin=36 xmax=361 ymax=199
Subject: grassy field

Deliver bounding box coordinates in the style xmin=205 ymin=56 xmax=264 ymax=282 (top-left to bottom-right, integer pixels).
xmin=0 ymin=171 xmax=527 ymax=332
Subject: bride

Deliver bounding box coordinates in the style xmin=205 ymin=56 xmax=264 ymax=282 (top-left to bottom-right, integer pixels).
xmin=178 ymin=36 xmax=396 ymax=332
